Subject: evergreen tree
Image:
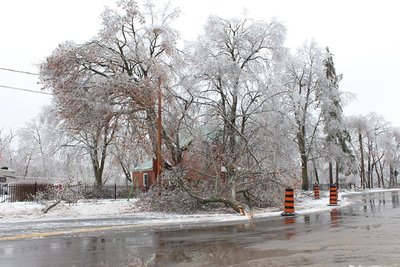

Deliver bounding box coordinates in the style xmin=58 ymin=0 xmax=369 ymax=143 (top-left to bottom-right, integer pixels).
xmin=322 ymin=47 xmax=353 ymax=186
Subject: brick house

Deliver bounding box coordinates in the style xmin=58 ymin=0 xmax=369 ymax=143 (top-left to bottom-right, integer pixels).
xmin=132 ymin=159 xmax=160 ymax=191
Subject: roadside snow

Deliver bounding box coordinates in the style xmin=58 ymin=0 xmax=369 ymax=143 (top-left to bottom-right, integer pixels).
xmin=0 ymin=189 xmax=391 ymax=225
xmin=0 ymin=199 xmax=137 ymax=222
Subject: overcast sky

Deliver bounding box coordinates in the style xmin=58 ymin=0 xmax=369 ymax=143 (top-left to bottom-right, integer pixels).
xmin=1 ymin=0 xmax=399 ymax=133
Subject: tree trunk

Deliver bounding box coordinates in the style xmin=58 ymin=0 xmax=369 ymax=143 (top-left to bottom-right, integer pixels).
xmin=231 ymin=180 xmax=236 ymax=202
xmin=389 ymin=165 xmax=394 ymax=188
xmin=301 ymin=153 xmax=308 ymax=190
xmin=367 ymin=140 xmax=372 ymax=189
xmin=90 ymin=148 xmax=105 ymax=189
xmin=370 ymin=162 xmax=374 ymax=188
xmin=374 ymin=162 xmax=381 ymax=188
xmin=329 ymin=162 xmax=333 ymax=185
xmin=313 ymin=160 xmax=320 ymax=184
xmin=298 ymin=126 xmax=308 ymax=190
xmin=23 ymin=148 xmax=34 ymax=179
xmin=358 ymin=132 xmax=365 ymax=189
xmin=335 ymin=161 xmax=339 ymax=189
xmin=119 ymin=159 xmax=132 ymax=183
xmin=378 ymin=159 xmax=385 ymax=188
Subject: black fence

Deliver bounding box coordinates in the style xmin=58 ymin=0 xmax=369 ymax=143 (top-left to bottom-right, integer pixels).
xmin=0 ymin=183 xmax=50 ymax=203
xmin=0 ymin=183 xmax=132 ymax=203
xmin=76 ymin=184 xmax=131 ymax=200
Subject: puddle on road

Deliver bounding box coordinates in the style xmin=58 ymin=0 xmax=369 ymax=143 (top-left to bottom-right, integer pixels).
xmin=151 ymin=242 xmax=313 ymax=266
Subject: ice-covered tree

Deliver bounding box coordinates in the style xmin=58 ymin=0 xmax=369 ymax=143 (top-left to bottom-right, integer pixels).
xmin=321 ymin=47 xmax=353 ymax=186
xmin=282 ymin=41 xmax=326 ymax=190
xmin=183 ymin=15 xmax=287 ymax=209
xmin=39 ymin=0 xmax=180 ymax=186
xmin=0 ymin=129 xmax=15 ymax=168
xmin=385 ymin=128 xmax=400 ymax=187
xmin=346 ymin=114 xmax=396 ymax=189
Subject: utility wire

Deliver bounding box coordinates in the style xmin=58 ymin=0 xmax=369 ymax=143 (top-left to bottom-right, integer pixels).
xmin=0 ymin=84 xmax=52 ymax=96
xmin=0 ymin=84 xmax=115 ymax=109
xmin=0 ymin=67 xmax=39 ymax=76
xmin=0 ymin=84 xmax=109 ymax=104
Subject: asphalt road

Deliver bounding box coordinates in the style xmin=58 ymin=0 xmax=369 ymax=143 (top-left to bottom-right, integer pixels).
xmin=1 ymin=191 xmax=400 ymax=266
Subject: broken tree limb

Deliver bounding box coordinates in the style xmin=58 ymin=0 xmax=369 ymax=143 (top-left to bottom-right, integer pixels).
xmin=173 ymin=177 xmax=243 ymax=214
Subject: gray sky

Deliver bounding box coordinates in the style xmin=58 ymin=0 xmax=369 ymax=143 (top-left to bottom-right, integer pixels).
xmin=1 ymin=0 xmax=399 ymax=132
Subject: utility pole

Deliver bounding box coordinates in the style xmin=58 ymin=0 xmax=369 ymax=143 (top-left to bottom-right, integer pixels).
xmin=156 ymin=76 xmax=163 ymax=182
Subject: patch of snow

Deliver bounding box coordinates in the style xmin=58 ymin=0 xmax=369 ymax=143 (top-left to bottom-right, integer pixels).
xmin=0 ymin=189 xmax=398 ymax=226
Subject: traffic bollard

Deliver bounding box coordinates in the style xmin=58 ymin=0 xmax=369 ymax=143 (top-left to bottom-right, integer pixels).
xmin=328 ymin=184 xmax=339 ymax=206
xmin=281 ymin=188 xmax=296 ymax=216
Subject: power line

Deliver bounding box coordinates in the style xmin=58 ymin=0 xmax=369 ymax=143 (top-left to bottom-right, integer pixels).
xmin=0 ymin=67 xmax=39 ymax=76
xmin=0 ymin=84 xmax=113 ymax=109
xmin=0 ymin=84 xmax=52 ymax=96
xmin=0 ymin=84 xmax=127 ymax=112
xmin=0 ymin=84 xmax=108 ymax=104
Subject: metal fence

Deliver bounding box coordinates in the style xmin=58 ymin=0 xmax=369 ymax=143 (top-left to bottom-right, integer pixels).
xmin=0 ymin=183 xmax=132 ymax=203
xmin=0 ymin=183 xmax=49 ymax=203
xmin=76 ymin=184 xmax=131 ymax=200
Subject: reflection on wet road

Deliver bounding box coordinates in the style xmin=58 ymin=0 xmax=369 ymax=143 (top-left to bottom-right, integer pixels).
xmin=1 ymin=191 xmax=400 ymax=266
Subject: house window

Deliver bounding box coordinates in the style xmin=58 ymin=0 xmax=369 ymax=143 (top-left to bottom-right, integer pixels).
xmin=143 ymin=173 xmax=149 ymax=187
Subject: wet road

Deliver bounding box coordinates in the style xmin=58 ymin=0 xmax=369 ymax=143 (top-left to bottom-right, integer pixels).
xmin=1 ymin=191 xmax=400 ymax=266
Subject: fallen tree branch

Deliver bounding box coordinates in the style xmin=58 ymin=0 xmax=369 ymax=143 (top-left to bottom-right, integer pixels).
xmin=42 ymin=180 xmax=79 ymax=214
xmin=173 ymin=177 xmax=242 ymax=213
xmin=42 ymin=197 xmax=63 ymax=214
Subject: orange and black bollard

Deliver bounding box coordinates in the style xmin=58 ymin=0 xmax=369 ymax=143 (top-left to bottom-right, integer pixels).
xmin=281 ymin=188 xmax=296 ymax=216
xmin=313 ymin=184 xmax=320 ymax=199
xmin=328 ymin=184 xmax=339 ymax=206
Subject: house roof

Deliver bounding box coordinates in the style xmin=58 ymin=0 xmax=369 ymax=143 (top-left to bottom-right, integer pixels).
xmin=132 ymin=159 xmax=154 ymax=172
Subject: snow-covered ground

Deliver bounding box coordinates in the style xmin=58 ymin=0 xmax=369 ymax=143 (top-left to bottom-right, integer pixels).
xmin=0 ymin=189 xmax=398 ymax=226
